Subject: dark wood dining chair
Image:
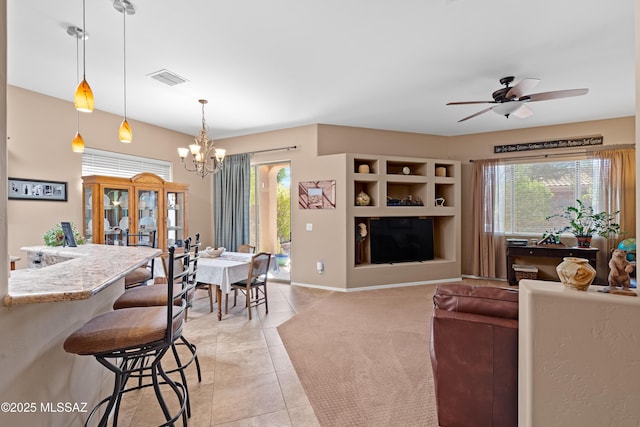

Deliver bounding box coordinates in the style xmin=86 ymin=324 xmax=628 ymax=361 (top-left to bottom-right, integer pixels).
xmin=123 ymin=229 xmax=156 ymax=288
xmin=228 ymin=252 xmax=271 ymax=320
xmin=131 ymin=235 xmax=206 ymax=321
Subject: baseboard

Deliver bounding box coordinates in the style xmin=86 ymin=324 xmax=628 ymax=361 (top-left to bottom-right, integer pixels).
xmin=461 ymin=274 xmax=508 ymax=281
xmin=290 ymin=277 xmax=463 ymax=292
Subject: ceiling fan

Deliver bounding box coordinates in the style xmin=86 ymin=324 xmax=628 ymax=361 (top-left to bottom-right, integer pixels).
xmin=447 ymin=76 xmax=588 ymax=122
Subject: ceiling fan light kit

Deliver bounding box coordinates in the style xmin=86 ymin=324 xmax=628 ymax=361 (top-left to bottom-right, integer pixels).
xmin=447 ymin=76 xmax=588 ymax=122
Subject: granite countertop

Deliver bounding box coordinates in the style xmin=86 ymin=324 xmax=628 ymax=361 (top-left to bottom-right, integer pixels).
xmin=4 ymin=244 xmax=161 ymax=306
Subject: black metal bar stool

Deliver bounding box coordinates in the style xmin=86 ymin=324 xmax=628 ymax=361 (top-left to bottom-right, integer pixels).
xmin=63 ymin=245 xmax=192 ymax=427
xmin=112 ymin=234 xmax=202 ymax=415
xmin=123 ymin=229 xmax=157 ymax=288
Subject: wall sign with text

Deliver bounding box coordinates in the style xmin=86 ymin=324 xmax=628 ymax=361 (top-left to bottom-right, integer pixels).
xmin=494 ymin=136 xmax=603 ymax=154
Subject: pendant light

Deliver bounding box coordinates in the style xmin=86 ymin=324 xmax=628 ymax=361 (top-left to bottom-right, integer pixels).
xmin=74 ymin=0 xmax=94 ymax=112
xmin=114 ymin=0 xmax=135 ymax=143
xmin=68 ymin=26 xmax=86 ymax=153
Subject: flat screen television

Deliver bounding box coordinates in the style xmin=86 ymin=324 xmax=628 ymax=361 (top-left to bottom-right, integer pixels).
xmin=369 ymin=216 xmax=434 ymax=264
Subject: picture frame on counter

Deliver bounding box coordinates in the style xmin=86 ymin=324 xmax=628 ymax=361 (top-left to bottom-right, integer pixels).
xmin=8 ymin=177 xmax=68 ymax=201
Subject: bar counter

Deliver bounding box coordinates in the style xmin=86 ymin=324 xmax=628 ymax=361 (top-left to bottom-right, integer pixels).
xmin=5 ymin=243 xmax=161 ymax=305
xmin=0 ymin=243 xmax=161 ymax=426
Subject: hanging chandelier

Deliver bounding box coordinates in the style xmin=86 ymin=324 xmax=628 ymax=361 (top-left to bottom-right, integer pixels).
xmin=178 ymin=99 xmax=226 ymax=178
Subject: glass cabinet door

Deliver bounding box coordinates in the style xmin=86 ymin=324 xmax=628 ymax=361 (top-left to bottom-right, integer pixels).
xmin=83 ymin=187 xmax=93 ymax=243
xmin=104 ymin=187 xmax=130 ymax=245
xmin=166 ymin=191 xmax=185 ymax=248
xmin=137 ymin=189 xmax=159 ymax=245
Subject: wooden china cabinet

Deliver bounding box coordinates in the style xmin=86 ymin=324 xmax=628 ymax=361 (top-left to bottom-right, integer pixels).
xmin=82 ymin=173 xmax=188 ymax=251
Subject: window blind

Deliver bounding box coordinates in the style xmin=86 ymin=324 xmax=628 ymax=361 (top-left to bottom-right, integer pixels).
xmin=82 ymin=148 xmax=172 ymax=181
xmin=497 ymin=159 xmax=607 ymax=235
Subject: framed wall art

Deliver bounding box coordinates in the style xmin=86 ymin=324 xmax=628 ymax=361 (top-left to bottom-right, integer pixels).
xmin=8 ymin=177 xmax=68 ymax=201
xmin=299 ymin=180 xmax=336 ymax=209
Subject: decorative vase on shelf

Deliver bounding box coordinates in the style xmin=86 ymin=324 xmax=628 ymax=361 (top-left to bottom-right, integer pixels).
xmin=556 ymin=257 xmax=596 ymax=291
xmin=355 ymin=190 xmax=371 ymax=206
xmin=358 ymin=164 xmax=370 ymax=174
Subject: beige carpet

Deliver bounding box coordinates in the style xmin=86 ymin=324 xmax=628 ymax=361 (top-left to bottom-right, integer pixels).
xmin=277 ymin=285 xmax=439 ymax=427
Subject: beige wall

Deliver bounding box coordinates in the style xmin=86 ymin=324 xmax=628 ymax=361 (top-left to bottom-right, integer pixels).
xmin=0 ymin=0 xmax=7 ymax=298
xmin=448 ymin=117 xmax=635 ymax=276
xmin=7 ymin=85 xmax=633 ymax=284
xmin=7 ymin=86 xmax=214 ymax=268
xmin=218 ymin=124 xmax=454 ymax=289
xmin=317 ymin=124 xmax=448 ymax=158
xmin=218 ymin=119 xmax=635 ymax=286
xmin=637 ymin=0 xmax=640 ymax=267
xmin=519 ymin=279 xmax=640 ymax=426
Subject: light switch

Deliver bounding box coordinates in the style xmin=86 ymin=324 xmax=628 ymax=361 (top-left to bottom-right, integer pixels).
xmin=306 ymin=223 xmax=313 ymax=231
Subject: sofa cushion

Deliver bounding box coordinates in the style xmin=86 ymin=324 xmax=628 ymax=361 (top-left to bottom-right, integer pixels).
xmin=433 ymin=284 xmax=518 ymax=320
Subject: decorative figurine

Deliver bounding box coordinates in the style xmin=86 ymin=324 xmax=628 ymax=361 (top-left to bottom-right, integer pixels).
xmin=604 ymin=249 xmax=637 ymax=296
xmin=355 ymin=190 xmax=371 ymax=206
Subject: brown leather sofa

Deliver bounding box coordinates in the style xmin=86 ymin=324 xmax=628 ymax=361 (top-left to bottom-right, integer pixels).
xmin=430 ymin=284 xmax=519 ymax=427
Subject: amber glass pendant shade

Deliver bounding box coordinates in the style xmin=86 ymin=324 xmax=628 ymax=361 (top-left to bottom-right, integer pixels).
xmin=118 ymin=118 xmax=132 ymax=143
xmin=74 ymin=79 xmax=94 ymax=112
xmin=72 ymin=131 xmax=85 ymax=153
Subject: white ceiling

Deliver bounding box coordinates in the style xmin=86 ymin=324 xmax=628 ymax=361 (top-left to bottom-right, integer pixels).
xmin=8 ymin=0 xmax=636 ymax=140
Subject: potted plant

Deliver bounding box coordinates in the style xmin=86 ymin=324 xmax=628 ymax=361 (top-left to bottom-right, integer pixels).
xmin=43 ymin=222 xmax=86 ymax=247
xmin=546 ymin=199 xmax=621 ymax=248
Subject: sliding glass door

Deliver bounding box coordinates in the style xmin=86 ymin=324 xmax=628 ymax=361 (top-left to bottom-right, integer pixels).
xmin=250 ymin=162 xmax=291 ymax=281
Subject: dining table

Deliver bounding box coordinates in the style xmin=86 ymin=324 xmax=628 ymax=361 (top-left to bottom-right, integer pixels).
xmin=195 ymin=251 xmax=278 ymax=320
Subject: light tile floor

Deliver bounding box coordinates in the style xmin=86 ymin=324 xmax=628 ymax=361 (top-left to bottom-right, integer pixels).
xmin=113 ymin=278 xmax=504 ymax=426
xmin=117 ymin=281 xmax=333 ymax=427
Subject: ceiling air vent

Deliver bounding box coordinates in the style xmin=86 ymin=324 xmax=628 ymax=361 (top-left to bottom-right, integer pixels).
xmin=147 ymin=69 xmax=188 ymax=86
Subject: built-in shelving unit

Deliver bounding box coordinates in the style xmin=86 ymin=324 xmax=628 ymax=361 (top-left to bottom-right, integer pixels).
xmin=347 ymin=154 xmax=461 ymax=287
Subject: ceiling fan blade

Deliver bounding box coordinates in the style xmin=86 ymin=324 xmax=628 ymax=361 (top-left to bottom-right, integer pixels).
xmin=505 ymin=78 xmax=541 ymax=99
xmin=457 ymin=106 xmax=493 ymax=122
xmin=446 ymin=101 xmax=495 ymax=105
xmin=522 ymin=88 xmax=589 ymax=102
xmin=512 ymin=104 xmax=534 ymax=118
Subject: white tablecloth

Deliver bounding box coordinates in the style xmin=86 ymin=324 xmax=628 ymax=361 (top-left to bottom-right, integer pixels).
xmin=196 ymin=252 xmax=278 ymax=294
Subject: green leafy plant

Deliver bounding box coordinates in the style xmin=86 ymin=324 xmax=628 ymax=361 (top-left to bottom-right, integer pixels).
xmin=43 ymin=223 xmax=86 ymax=246
xmin=546 ymin=199 xmax=621 ymax=238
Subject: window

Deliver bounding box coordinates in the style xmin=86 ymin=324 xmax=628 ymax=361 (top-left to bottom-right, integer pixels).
xmin=494 ymin=158 xmax=607 ymax=235
xmin=82 ymin=148 xmax=172 ymax=181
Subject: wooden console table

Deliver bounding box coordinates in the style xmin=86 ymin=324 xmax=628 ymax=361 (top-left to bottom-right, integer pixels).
xmin=506 ymin=245 xmax=599 ymax=286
